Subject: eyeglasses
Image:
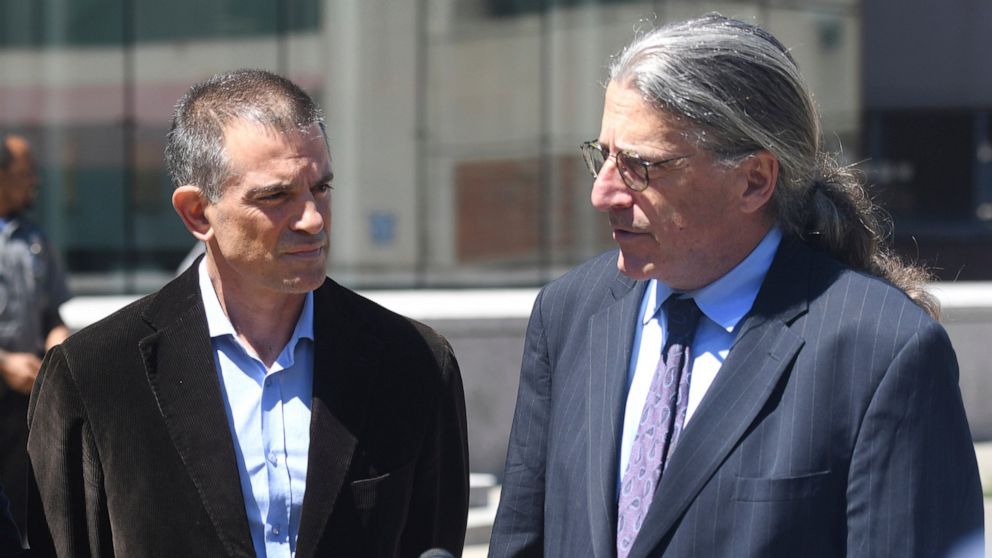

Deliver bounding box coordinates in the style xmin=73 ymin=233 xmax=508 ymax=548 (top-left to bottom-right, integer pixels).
xmin=579 ymin=141 xmax=691 ymax=192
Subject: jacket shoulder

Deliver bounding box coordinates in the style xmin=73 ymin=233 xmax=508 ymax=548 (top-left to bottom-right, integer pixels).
xmin=317 ymin=280 xmax=456 ymax=374
xmin=56 ymin=267 xmax=204 ymax=368
xmin=59 ymin=293 xmax=157 ymax=353
xmin=797 ymin=243 xmax=943 ymax=343
xmin=540 ymin=248 xmax=627 ymax=302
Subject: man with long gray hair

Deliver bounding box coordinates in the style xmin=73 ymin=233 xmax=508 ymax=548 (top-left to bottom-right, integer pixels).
xmin=490 ymin=14 xmax=983 ymax=558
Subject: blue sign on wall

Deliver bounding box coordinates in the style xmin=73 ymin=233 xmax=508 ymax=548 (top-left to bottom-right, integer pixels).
xmin=369 ymin=211 xmax=396 ymax=246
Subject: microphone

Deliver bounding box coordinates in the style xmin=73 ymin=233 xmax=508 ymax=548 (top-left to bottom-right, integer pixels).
xmin=418 ymin=549 xmax=455 ymax=558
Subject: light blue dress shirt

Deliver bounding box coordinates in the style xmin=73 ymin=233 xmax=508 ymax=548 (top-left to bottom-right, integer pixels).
xmin=198 ymin=261 xmax=313 ymax=558
xmin=618 ymin=227 xmax=782 ymax=485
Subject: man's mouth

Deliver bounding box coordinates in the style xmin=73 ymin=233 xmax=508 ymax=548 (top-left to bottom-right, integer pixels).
xmin=613 ymin=228 xmax=640 ymax=240
xmin=285 ymin=245 xmax=325 ymax=258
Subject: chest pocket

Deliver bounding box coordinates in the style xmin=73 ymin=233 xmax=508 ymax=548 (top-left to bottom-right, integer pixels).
xmin=342 ymin=461 xmax=417 ymax=556
xmin=733 ymin=470 xmax=831 ymax=501
xmin=349 ymin=460 xmax=416 ymax=519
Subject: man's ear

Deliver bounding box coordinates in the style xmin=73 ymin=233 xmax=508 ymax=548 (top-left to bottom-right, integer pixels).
xmin=172 ymin=186 xmax=213 ymax=241
xmin=737 ymin=150 xmax=778 ymax=215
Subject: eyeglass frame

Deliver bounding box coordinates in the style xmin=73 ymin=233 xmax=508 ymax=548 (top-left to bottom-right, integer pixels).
xmin=579 ymin=140 xmax=692 ymax=192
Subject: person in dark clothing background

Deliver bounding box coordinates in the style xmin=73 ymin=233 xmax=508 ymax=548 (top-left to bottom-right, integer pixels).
xmin=0 ymin=133 xmax=71 ymax=549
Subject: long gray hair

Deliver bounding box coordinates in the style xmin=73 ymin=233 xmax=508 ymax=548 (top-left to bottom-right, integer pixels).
xmin=609 ymin=14 xmax=938 ymax=318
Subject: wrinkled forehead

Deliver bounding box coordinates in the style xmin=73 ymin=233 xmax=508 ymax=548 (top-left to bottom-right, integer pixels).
xmin=601 ymin=81 xmax=700 ymax=151
xmin=219 ymin=119 xmax=331 ymax=186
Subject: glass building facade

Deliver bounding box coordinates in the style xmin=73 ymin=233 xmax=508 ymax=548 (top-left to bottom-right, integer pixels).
xmin=2 ymin=0 xmax=864 ymax=294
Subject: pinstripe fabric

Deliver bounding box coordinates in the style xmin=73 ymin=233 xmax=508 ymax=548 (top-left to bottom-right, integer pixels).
xmin=490 ymin=238 xmax=984 ymax=558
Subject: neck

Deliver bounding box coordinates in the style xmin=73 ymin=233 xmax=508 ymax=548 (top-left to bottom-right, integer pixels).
xmin=673 ymin=221 xmax=774 ymax=291
xmin=206 ymin=260 xmax=307 ymax=368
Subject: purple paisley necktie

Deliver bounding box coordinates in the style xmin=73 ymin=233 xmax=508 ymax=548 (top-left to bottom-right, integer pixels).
xmin=616 ymin=296 xmax=702 ymax=558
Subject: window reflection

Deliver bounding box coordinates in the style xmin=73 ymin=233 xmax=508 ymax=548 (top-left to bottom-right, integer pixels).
xmin=0 ymin=0 xmax=869 ymax=292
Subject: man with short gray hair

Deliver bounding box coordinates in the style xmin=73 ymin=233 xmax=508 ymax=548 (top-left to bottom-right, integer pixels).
xmin=28 ymin=70 xmax=469 ymax=558
xmin=491 ymin=14 xmax=983 ymax=558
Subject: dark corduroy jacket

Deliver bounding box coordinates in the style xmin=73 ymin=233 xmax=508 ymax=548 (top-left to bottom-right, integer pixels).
xmin=26 ymin=263 xmax=469 ymax=557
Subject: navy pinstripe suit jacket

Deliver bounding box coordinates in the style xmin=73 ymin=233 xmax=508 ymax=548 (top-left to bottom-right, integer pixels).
xmin=490 ymin=237 xmax=984 ymax=558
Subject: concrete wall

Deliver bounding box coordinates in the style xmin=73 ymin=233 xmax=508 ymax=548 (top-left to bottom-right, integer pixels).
xmin=429 ymin=317 xmax=529 ymax=478
xmin=416 ymin=287 xmax=992 ymax=477
xmin=942 ymin=307 xmax=992 ymax=440
xmin=62 ymin=283 xmax=992 ymax=477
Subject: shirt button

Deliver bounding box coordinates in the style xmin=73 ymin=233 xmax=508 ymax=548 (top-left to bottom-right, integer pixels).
xmin=273 ymin=525 xmax=281 ymax=536
xmin=268 ymin=452 xmax=278 ymax=465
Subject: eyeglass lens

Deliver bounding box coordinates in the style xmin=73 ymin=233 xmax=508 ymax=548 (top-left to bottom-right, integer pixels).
xmin=581 ymin=143 xmax=648 ymax=189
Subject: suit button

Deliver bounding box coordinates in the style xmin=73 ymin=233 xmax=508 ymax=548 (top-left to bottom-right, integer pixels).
xmin=273 ymin=525 xmax=281 ymax=536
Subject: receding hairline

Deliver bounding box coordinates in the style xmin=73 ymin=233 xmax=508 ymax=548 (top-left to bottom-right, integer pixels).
xmin=213 ymin=119 xmax=331 ymax=193
xmin=165 ymin=69 xmax=328 ymax=199
xmin=176 ymin=69 xmax=324 ymax=130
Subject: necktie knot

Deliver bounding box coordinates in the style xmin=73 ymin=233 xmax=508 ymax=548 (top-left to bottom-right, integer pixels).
xmin=663 ymin=296 xmax=702 ymax=348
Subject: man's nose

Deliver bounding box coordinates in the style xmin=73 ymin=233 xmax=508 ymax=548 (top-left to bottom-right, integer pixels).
xmin=293 ymin=198 xmax=325 ymax=235
xmin=590 ymin=159 xmax=633 ymax=212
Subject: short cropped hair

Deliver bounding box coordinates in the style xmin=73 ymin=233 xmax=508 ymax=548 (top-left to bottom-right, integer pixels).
xmin=164 ymin=69 xmax=326 ymax=202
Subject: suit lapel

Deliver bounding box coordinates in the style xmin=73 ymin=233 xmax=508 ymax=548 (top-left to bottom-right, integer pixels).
xmin=627 ymin=238 xmax=812 ymax=558
xmin=140 ymin=264 xmax=256 ymax=557
xmin=587 ymin=271 xmax=646 ymax=558
xmin=295 ymin=280 xmax=381 ymax=558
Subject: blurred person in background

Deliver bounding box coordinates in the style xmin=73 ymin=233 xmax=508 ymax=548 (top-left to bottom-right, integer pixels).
xmin=26 ymin=70 xmax=469 ymax=558
xmin=0 ymin=133 xmax=71 ymax=549
xmin=490 ymin=14 xmax=983 ymax=558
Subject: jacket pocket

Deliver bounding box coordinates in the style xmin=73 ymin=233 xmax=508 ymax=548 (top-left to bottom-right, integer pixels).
xmin=733 ymin=470 xmax=831 ymax=502
xmin=350 ymin=472 xmax=391 ymax=512
xmin=346 ymin=462 xmax=417 ymax=554
xmin=348 ymin=461 xmax=416 ymax=523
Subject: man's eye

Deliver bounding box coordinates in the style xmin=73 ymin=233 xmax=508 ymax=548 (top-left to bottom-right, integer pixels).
xmin=618 ymin=151 xmax=645 ymax=164
xmin=314 ymin=183 xmax=333 ymax=194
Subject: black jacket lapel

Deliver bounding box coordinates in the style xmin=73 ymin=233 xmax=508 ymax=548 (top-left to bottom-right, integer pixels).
xmin=139 ymin=263 xmax=255 ymax=557
xmin=295 ymin=279 xmax=380 ymax=558
xmin=586 ymin=272 xmax=646 ymax=558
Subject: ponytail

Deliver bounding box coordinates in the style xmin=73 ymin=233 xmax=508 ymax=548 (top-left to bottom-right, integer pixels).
xmin=798 ymin=156 xmax=940 ymax=319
